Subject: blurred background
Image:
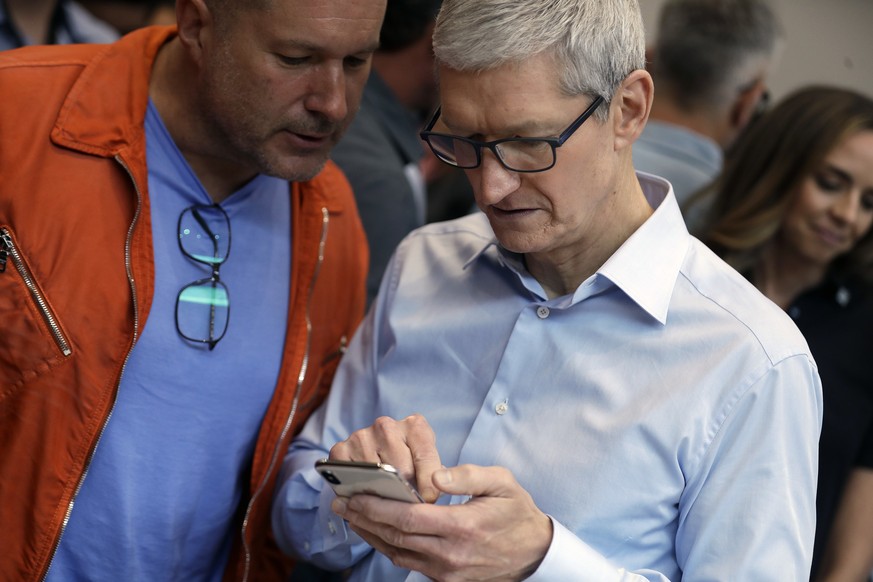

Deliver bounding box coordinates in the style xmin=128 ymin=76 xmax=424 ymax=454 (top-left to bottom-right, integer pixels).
xmin=639 ymin=0 xmax=873 ymax=101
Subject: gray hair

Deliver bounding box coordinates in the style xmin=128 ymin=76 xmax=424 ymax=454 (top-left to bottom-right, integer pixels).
xmin=432 ymin=0 xmax=646 ymax=121
xmin=653 ymin=0 xmax=783 ymax=110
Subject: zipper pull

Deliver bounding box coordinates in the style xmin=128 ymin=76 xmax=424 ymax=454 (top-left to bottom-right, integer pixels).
xmin=0 ymin=231 xmax=10 ymax=273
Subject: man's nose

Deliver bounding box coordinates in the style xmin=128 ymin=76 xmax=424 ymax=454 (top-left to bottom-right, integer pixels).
xmin=304 ymin=64 xmax=349 ymax=123
xmin=473 ymin=150 xmax=522 ymax=206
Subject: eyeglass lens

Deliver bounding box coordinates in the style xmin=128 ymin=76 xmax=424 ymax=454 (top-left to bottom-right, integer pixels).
xmin=427 ymin=136 xmax=555 ymax=172
xmin=176 ymin=205 xmax=231 ymax=349
xmin=179 ymin=206 xmax=230 ymax=264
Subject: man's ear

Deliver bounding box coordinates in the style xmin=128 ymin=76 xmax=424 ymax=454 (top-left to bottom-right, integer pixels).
xmin=730 ymin=78 xmax=766 ymax=132
xmin=612 ymin=69 xmax=654 ymax=152
xmin=175 ymin=0 xmax=212 ymax=62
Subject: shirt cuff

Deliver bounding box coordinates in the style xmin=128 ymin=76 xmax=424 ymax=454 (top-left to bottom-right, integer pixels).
xmin=526 ymin=517 xmax=623 ymax=582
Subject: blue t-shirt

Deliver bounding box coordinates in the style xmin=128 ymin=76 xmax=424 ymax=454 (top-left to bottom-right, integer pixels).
xmin=47 ymin=100 xmax=292 ymax=581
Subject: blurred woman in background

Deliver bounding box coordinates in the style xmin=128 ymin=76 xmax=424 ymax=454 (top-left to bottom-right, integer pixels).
xmin=689 ymin=86 xmax=873 ymax=581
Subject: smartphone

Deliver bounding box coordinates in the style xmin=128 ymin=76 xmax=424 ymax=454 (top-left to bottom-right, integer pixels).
xmin=315 ymin=459 xmax=425 ymax=503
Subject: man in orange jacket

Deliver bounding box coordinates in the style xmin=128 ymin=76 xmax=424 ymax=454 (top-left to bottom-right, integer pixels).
xmin=0 ymin=0 xmax=384 ymax=579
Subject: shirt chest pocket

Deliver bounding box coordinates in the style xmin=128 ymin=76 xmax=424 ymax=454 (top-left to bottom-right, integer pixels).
xmin=0 ymin=227 xmax=72 ymax=398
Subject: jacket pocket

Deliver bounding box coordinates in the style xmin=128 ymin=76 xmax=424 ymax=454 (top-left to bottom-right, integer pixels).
xmin=0 ymin=227 xmax=72 ymax=397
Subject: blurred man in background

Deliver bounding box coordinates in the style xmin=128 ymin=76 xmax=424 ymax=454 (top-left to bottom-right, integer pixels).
xmin=633 ymin=0 xmax=782 ymax=221
xmin=332 ymin=0 xmax=442 ymax=306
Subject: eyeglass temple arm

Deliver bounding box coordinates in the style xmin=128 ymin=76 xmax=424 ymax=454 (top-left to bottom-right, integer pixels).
xmin=556 ymin=95 xmax=605 ymax=145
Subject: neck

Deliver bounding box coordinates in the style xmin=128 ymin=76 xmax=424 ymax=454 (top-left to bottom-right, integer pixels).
xmin=149 ymin=39 xmax=257 ymax=203
xmin=648 ymin=94 xmax=732 ymax=150
xmin=526 ymin=170 xmax=653 ymax=299
xmin=754 ymin=243 xmax=827 ymax=309
xmin=6 ymin=0 xmax=57 ymax=45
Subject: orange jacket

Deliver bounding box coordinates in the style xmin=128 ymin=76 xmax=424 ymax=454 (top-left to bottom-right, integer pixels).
xmin=0 ymin=26 xmax=367 ymax=581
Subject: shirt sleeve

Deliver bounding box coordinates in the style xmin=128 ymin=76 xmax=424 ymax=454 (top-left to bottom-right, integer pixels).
xmin=525 ymin=518 xmax=669 ymax=582
xmin=270 ymin=407 xmax=369 ymax=570
xmin=271 ymin=304 xmax=384 ymax=570
xmin=272 ymin=236 xmax=416 ymax=571
xmin=529 ymin=354 xmax=822 ymax=581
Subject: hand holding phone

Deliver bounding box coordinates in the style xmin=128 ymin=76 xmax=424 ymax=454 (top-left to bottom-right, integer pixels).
xmin=315 ymin=459 xmax=425 ymax=503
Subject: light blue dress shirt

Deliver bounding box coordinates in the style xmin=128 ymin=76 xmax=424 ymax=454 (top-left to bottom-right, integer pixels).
xmin=273 ymin=174 xmax=822 ymax=581
xmin=632 ymin=120 xmax=723 ymax=227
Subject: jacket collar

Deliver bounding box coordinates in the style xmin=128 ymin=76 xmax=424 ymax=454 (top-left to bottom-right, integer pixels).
xmin=51 ymin=25 xmax=176 ymax=157
xmin=49 ymin=25 xmax=348 ymax=214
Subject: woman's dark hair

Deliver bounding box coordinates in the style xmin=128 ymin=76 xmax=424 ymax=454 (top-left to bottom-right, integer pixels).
xmin=689 ymin=85 xmax=873 ymax=283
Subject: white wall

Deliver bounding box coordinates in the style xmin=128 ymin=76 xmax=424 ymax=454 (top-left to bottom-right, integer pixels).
xmin=639 ymin=0 xmax=873 ymax=101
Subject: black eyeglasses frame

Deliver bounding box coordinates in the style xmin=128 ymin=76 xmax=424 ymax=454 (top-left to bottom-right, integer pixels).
xmin=174 ymin=203 xmax=232 ymax=351
xmin=419 ymin=95 xmax=605 ymax=173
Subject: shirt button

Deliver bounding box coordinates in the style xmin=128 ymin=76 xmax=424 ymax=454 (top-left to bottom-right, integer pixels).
xmin=328 ymin=521 xmax=337 ymax=535
xmin=536 ymin=306 xmax=550 ymax=319
xmin=495 ymin=401 xmax=509 ymax=415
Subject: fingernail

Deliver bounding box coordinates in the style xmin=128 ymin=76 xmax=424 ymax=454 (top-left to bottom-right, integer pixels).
xmin=434 ymin=468 xmax=452 ymax=485
xmin=332 ymin=497 xmax=348 ymax=515
xmin=420 ymin=487 xmax=438 ymax=503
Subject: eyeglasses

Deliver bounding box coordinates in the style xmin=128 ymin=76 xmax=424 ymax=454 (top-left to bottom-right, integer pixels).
xmin=175 ymin=204 xmax=231 ymax=350
xmin=751 ymin=89 xmax=770 ymax=124
xmin=737 ymin=79 xmax=770 ymax=124
xmin=420 ymin=95 xmax=605 ymax=173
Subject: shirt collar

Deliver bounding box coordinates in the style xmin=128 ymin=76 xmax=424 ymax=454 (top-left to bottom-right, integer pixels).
xmin=463 ymin=173 xmax=689 ymax=324
xmin=640 ymin=120 xmax=724 ymax=173
xmin=0 ymin=0 xmax=24 ymax=48
xmin=0 ymin=0 xmax=65 ymax=46
xmin=595 ymin=173 xmax=688 ymax=324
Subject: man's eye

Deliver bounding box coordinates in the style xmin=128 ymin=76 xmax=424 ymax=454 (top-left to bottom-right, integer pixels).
xmin=344 ymin=56 xmax=369 ymax=69
xmin=510 ymin=140 xmax=552 ymax=153
xmin=278 ymin=54 xmax=308 ymax=66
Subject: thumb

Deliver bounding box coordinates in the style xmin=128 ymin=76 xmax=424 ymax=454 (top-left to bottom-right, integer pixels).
xmin=432 ymin=464 xmax=517 ymax=498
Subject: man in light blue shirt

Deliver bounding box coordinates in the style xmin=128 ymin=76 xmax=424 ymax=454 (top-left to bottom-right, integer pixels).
xmin=272 ymin=0 xmax=822 ymax=580
xmin=633 ymin=121 xmax=723 ymax=207
xmin=632 ymin=0 xmax=783 ymax=227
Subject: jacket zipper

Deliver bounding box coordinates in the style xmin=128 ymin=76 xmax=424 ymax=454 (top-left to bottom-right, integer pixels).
xmin=1 ymin=228 xmax=72 ymax=357
xmin=240 ymin=207 xmax=331 ymax=582
xmin=39 ymin=155 xmax=143 ymax=581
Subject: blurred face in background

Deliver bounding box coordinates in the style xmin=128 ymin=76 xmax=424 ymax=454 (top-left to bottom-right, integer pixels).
xmin=780 ymin=130 xmax=873 ymax=269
